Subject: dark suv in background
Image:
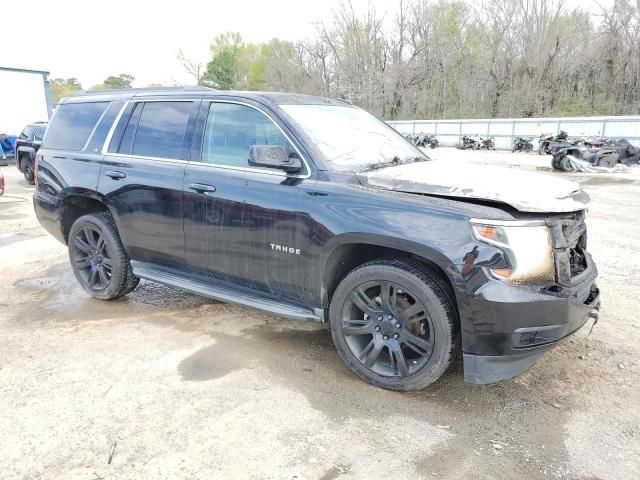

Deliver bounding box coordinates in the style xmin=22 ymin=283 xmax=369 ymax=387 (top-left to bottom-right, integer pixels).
xmin=16 ymin=121 xmax=47 ymax=183
xmin=33 ymin=87 xmax=600 ymax=391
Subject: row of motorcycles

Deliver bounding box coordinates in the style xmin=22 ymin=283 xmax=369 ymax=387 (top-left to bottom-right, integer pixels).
xmin=457 ymin=135 xmax=496 ymax=150
xmin=404 ymin=133 xmax=439 ymax=148
xmin=538 ymin=130 xmax=640 ymax=171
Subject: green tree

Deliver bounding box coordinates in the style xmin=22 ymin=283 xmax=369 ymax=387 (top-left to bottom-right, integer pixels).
xmin=103 ymin=74 xmax=135 ymax=89
xmin=91 ymin=73 xmax=135 ymax=91
xmin=202 ymin=33 xmax=244 ymax=89
xmin=50 ymin=78 xmax=83 ymax=105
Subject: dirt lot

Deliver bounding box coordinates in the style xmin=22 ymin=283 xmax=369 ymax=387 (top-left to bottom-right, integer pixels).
xmin=1 ymin=150 xmax=639 ymax=480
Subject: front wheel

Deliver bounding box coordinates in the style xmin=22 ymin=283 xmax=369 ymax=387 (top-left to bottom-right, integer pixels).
xmin=329 ymin=259 xmax=459 ymax=391
xmin=559 ymin=156 xmax=574 ymax=172
xmin=68 ymin=212 xmax=139 ymax=300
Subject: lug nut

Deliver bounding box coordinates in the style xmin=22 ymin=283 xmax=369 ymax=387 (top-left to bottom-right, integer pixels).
xmin=387 ymin=314 xmax=393 ymax=320
xmin=375 ymin=326 xmax=380 ymax=332
xmin=395 ymin=322 xmax=401 ymax=328
xmin=383 ymin=335 xmax=389 ymax=340
xmin=377 ymin=315 xmax=383 ymax=321
xmin=393 ymin=333 xmax=399 ymax=339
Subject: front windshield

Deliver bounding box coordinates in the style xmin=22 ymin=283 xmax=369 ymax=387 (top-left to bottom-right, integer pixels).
xmin=281 ymin=104 xmax=428 ymax=172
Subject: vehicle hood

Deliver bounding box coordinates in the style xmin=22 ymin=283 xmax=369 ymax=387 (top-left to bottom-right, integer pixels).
xmin=358 ymin=161 xmax=589 ymax=213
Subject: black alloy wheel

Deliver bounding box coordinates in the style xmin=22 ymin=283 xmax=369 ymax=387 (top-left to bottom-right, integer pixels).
xmin=24 ymin=158 xmax=35 ymax=184
xmin=340 ymin=280 xmax=434 ymax=377
xmin=68 ymin=213 xmax=139 ymax=300
xmin=72 ymin=225 xmax=113 ymax=291
xmin=330 ymin=260 xmax=458 ymax=391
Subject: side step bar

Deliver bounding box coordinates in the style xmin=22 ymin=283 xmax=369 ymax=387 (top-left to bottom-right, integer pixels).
xmin=131 ymin=261 xmax=322 ymax=323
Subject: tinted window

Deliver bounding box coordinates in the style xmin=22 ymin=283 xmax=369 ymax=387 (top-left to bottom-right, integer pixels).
xmin=117 ymin=103 xmax=143 ymax=154
xmin=202 ymin=103 xmax=293 ymax=168
xmin=19 ymin=126 xmax=35 ymax=140
xmin=85 ymin=101 xmax=125 ymax=153
xmin=34 ymin=127 xmax=45 ymax=142
xmin=45 ymin=102 xmax=109 ymax=151
xmin=130 ymin=102 xmax=192 ymax=159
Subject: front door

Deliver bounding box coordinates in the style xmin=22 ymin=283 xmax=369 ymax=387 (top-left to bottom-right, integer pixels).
xmin=183 ymin=100 xmax=315 ymax=304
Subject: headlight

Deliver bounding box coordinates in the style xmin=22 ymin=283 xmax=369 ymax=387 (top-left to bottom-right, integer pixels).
xmin=470 ymin=219 xmax=555 ymax=284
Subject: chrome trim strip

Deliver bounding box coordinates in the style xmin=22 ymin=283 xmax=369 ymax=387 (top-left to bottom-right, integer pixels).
xmin=81 ymin=102 xmax=111 ymax=152
xmin=469 ymin=218 xmax=547 ymax=227
xmin=101 ymin=100 xmax=130 ymax=155
xmin=99 ymin=98 xmax=312 ymax=179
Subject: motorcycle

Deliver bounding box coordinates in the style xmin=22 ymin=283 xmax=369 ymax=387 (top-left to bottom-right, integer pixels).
xmin=457 ymin=135 xmax=479 ymax=150
xmin=512 ymin=137 xmax=533 ymax=152
xmin=424 ymin=134 xmax=439 ymax=149
xmin=538 ymin=130 xmax=569 ymax=155
xmin=551 ymin=142 xmax=619 ymax=171
xmin=479 ymin=136 xmax=496 ymax=150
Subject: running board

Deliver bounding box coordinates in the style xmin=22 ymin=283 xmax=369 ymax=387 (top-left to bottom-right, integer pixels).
xmin=131 ymin=261 xmax=322 ymax=322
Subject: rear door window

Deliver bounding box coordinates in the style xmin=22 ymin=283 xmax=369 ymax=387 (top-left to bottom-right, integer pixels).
xmin=130 ymin=102 xmax=193 ymax=159
xmin=44 ymin=102 xmax=109 ymax=151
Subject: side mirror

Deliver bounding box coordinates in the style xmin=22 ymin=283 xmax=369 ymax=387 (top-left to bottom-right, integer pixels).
xmin=248 ymin=145 xmax=301 ymax=173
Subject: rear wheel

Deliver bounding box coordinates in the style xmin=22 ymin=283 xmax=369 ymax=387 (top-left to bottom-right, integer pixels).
xmin=23 ymin=157 xmax=35 ymax=184
xmin=597 ymin=156 xmax=616 ymax=169
xmin=68 ymin=212 xmax=139 ymax=300
xmin=329 ymin=259 xmax=458 ymax=391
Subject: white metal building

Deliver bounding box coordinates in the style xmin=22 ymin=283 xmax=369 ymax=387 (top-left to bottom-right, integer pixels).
xmin=0 ymin=66 xmax=52 ymax=135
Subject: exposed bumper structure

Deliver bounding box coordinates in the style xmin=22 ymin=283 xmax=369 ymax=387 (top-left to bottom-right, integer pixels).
xmin=462 ymin=268 xmax=600 ymax=384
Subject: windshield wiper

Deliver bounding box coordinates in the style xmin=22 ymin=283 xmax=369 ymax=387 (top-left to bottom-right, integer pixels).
xmin=363 ymin=156 xmax=425 ymax=172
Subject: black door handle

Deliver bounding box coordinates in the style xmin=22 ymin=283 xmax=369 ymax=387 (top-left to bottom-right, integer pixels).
xmin=105 ymin=170 xmax=126 ymax=179
xmin=188 ymin=183 xmax=217 ymax=193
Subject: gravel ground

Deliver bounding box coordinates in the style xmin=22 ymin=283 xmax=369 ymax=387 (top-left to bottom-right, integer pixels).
xmin=1 ymin=150 xmax=639 ymax=480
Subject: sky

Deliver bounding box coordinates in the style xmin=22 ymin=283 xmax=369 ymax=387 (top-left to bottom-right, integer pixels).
xmin=1 ymin=0 xmax=611 ymax=88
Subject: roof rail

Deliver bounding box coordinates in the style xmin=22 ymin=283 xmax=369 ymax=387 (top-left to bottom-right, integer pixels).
xmin=74 ymin=86 xmax=214 ymax=96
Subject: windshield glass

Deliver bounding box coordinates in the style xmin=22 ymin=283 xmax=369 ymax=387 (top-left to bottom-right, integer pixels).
xmin=281 ymin=104 xmax=428 ymax=172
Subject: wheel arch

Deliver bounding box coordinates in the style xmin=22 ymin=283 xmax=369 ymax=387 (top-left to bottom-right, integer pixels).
xmin=318 ymin=234 xmax=459 ymax=316
xmin=16 ymin=146 xmax=36 ymax=170
xmin=59 ymin=192 xmax=111 ymax=243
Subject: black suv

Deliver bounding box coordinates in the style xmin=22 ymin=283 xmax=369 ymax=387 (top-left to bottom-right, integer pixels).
xmin=33 ymin=88 xmax=600 ymax=390
xmin=16 ymin=121 xmax=47 ymax=183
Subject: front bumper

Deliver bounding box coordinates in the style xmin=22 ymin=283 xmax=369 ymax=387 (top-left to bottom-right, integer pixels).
xmin=461 ymin=262 xmax=599 ymax=384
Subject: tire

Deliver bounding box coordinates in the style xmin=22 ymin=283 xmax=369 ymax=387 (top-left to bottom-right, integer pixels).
xmin=597 ymin=156 xmax=616 ymax=169
xmin=559 ymin=156 xmax=574 ymax=172
xmin=538 ymin=144 xmax=544 ymax=155
xmin=68 ymin=212 xmax=139 ymax=300
xmin=329 ymin=259 xmax=459 ymax=391
xmin=23 ymin=157 xmax=35 ymax=184
xmin=430 ymin=143 xmax=436 ymax=149
xmin=551 ymin=156 xmax=562 ymax=170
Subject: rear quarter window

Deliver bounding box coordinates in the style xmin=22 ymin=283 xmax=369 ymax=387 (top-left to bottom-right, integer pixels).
xmin=44 ymin=102 xmax=109 ymax=151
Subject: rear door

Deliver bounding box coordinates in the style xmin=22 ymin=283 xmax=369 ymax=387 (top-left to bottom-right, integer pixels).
xmin=99 ymin=98 xmax=200 ymax=267
xmin=183 ymin=99 xmax=315 ymax=303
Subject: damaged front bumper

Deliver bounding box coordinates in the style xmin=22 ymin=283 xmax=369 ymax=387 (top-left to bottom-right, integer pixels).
xmin=462 ymin=259 xmax=600 ymax=384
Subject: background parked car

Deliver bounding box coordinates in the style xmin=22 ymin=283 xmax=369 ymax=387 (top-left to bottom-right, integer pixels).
xmin=15 ymin=122 xmax=46 ymax=184
xmin=0 ymin=134 xmax=17 ymax=166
